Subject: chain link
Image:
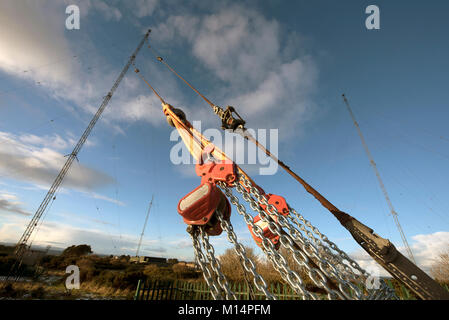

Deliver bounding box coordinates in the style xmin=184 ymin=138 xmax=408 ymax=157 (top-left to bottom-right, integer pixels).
xmin=218 ymin=181 xmax=318 ymax=300
xmin=198 ymin=227 xmax=237 ymax=300
xmin=235 ymin=178 xmax=345 ymax=299
xmin=215 ymin=210 xmax=277 ymax=300
xmin=235 ymin=173 xmax=395 ymax=300
xmin=287 ymin=206 xmax=397 ymax=299
xmin=190 ymin=173 xmax=396 ymax=300
xmin=190 ymin=228 xmax=223 ymax=300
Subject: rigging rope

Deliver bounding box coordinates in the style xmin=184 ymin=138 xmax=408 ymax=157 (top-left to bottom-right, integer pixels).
xmin=147 ymin=43 xmax=215 ymax=109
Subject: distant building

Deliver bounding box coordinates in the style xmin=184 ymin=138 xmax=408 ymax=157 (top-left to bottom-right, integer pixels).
xmin=130 ymin=256 xmax=167 ymax=264
xmin=185 ymin=262 xmax=197 ymax=269
xmin=176 ymin=261 xmax=200 ymax=270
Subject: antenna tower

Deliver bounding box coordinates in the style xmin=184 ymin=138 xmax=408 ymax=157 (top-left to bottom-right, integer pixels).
xmin=8 ymin=30 xmax=151 ymax=280
xmin=136 ymin=195 xmax=154 ymax=257
xmin=342 ymin=93 xmax=416 ymax=263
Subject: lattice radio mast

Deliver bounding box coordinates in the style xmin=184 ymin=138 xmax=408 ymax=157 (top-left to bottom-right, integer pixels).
xmin=136 ymin=195 xmax=154 ymax=257
xmin=342 ymin=93 xmax=416 ymax=263
xmin=9 ymin=30 xmax=151 ymax=280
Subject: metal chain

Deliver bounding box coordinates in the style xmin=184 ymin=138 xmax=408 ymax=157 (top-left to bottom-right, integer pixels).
xmin=289 ymin=207 xmax=365 ymax=275
xmin=238 ymin=173 xmax=395 ymax=300
xmin=190 ymin=175 xmax=396 ymax=300
xmin=234 ymin=178 xmax=345 ymax=299
xmin=189 ymin=228 xmax=223 ymax=300
xmin=198 ymin=227 xmax=237 ymax=300
xmin=239 ymin=174 xmax=377 ymax=299
xmin=287 ymin=206 xmax=397 ymax=299
xmin=218 ymin=181 xmax=318 ymax=300
xmin=215 ymin=210 xmax=277 ymax=300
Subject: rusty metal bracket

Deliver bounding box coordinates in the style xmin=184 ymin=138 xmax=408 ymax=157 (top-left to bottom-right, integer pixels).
xmin=213 ymin=105 xmax=246 ymax=131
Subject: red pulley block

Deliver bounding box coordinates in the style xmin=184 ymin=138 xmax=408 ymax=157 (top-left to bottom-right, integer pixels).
xmin=248 ymin=194 xmax=290 ymax=250
xmin=259 ymin=194 xmax=290 ymax=216
xmin=177 ymin=182 xmax=231 ymax=236
xmin=248 ymin=214 xmax=281 ymax=250
xmin=195 ymin=144 xmax=236 ymax=187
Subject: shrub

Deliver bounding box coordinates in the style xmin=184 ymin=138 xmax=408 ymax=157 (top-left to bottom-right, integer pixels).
xmin=218 ymin=246 xmax=315 ymax=289
xmin=172 ymin=264 xmax=199 ymax=279
xmin=143 ymin=264 xmax=160 ymax=279
xmin=219 ymin=246 xmax=261 ymax=282
xmin=0 ymin=256 xmax=16 ymax=275
xmin=62 ymin=245 xmax=92 ymax=257
xmin=41 ymin=255 xmax=65 ymax=269
xmin=0 ymin=283 xmax=15 ymax=297
xmin=30 ymin=286 xmax=45 ymax=299
xmin=0 ymin=256 xmax=35 ymax=277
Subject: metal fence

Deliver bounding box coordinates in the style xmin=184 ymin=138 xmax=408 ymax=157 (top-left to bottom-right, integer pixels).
xmin=134 ymin=279 xmax=307 ymax=300
xmin=134 ymin=278 xmax=449 ymax=300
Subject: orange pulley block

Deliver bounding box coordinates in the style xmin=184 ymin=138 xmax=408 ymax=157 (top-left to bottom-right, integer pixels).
xmin=248 ymin=194 xmax=290 ymax=250
xmin=195 ymin=145 xmax=236 ymax=187
xmin=177 ymin=145 xmax=236 ymax=236
xmin=177 ymin=182 xmax=231 ymax=236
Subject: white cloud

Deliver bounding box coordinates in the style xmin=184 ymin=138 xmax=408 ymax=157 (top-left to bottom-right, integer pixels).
xmin=410 ymin=232 xmax=449 ymax=271
xmin=88 ymin=192 xmax=125 ymax=207
xmin=0 ymin=1 xmax=74 ymax=86
xmin=192 ymin=9 xmax=280 ymax=84
xmin=351 ymin=231 xmax=449 ymax=277
xmin=105 ymin=94 xmax=166 ymax=126
xmin=19 ymin=133 xmax=72 ymax=150
xmin=0 ymin=1 xmax=161 ymax=133
xmin=62 ymin=0 xmax=122 ymax=21
xmin=0 ymin=1 xmax=102 ymax=111
xmin=131 ymin=0 xmax=158 ymax=18
xmin=0 ymin=217 xmax=191 ymax=257
xmin=152 ymin=5 xmax=317 ymax=136
xmin=0 ymin=220 xmax=137 ymax=254
xmin=0 ymin=131 xmax=114 ymax=191
xmin=0 ymin=191 xmax=18 ymax=201
xmin=1 ymin=2 xmax=315 ymax=139
xmin=92 ymin=1 xmax=122 ymax=21
xmin=0 ymin=192 xmax=30 ymax=216
xmin=170 ymin=238 xmax=193 ymax=249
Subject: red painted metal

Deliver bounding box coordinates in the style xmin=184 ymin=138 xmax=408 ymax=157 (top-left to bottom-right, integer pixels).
xmin=195 ymin=145 xmax=236 ymax=186
xmin=260 ymin=194 xmax=290 ymax=216
xmin=248 ymin=194 xmax=290 ymax=249
xmin=177 ymin=182 xmax=231 ymax=236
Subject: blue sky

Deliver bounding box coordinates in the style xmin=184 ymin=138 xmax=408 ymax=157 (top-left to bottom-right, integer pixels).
xmin=0 ymin=0 xmax=448 ymax=273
